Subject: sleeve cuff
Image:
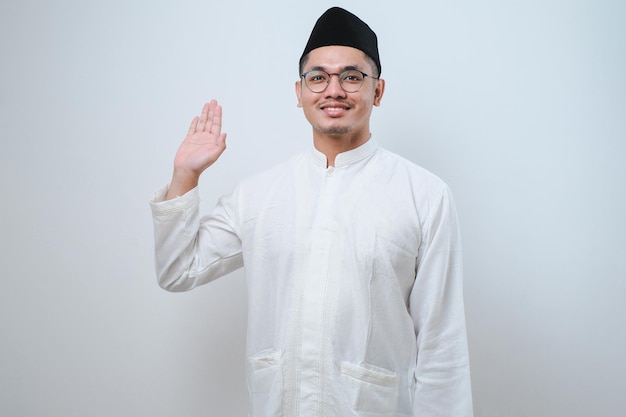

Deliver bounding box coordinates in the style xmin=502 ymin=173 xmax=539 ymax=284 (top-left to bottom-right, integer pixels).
xmin=149 ymin=184 xmax=200 ymax=215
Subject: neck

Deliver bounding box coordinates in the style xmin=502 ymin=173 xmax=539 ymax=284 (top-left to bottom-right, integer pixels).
xmin=313 ymin=131 xmax=371 ymax=167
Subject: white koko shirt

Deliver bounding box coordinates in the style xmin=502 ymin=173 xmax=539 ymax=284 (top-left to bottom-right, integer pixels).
xmin=150 ymin=139 xmax=473 ymax=417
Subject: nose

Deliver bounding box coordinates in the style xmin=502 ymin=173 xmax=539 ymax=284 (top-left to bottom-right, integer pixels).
xmin=325 ymin=73 xmax=347 ymax=97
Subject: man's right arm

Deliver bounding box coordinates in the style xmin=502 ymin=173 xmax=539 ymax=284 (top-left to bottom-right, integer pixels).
xmin=150 ymin=100 xmax=243 ymax=291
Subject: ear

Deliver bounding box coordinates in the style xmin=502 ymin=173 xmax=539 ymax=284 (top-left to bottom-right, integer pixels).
xmin=295 ymin=80 xmax=303 ymax=107
xmin=373 ymin=78 xmax=385 ymax=107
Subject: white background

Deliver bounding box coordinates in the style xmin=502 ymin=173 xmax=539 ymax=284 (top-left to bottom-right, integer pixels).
xmin=1 ymin=0 xmax=624 ymax=416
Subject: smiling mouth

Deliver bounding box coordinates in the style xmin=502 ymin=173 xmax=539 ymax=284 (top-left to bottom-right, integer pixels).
xmin=321 ymin=107 xmax=349 ymax=118
xmin=320 ymin=101 xmax=350 ymax=111
xmin=320 ymin=102 xmax=351 ymax=117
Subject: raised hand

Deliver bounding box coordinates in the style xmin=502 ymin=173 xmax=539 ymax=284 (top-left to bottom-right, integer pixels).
xmin=166 ymin=100 xmax=227 ymax=199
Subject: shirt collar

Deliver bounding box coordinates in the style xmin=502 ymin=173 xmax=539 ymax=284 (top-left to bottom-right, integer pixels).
xmin=311 ymin=137 xmax=378 ymax=168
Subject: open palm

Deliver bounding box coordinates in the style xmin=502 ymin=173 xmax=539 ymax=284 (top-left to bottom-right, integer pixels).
xmin=173 ymin=100 xmax=227 ymax=175
xmin=165 ymin=100 xmax=227 ymax=200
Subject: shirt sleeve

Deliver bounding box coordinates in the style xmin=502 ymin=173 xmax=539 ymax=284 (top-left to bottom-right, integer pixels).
xmin=149 ymin=184 xmax=244 ymax=292
xmin=409 ymin=186 xmax=474 ymax=416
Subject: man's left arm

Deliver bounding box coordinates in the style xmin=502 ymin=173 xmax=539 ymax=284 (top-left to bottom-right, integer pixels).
xmin=409 ymin=186 xmax=473 ymax=417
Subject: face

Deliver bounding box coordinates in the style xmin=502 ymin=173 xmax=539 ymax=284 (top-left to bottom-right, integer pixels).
xmin=296 ymin=46 xmax=385 ymax=141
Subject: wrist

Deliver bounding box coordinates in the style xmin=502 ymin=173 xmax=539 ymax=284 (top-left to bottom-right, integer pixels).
xmin=166 ymin=170 xmax=200 ymax=200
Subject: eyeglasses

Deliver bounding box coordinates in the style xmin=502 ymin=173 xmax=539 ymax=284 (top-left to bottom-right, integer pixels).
xmin=300 ymin=69 xmax=378 ymax=93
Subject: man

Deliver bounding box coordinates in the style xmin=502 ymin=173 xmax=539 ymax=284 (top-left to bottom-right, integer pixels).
xmin=151 ymin=7 xmax=473 ymax=417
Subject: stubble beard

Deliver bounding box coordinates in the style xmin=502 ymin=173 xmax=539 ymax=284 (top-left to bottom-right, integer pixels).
xmin=315 ymin=122 xmax=351 ymax=137
xmin=319 ymin=127 xmax=350 ymax=136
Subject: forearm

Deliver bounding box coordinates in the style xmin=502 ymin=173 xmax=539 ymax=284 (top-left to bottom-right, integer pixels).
xmin=150 ymin=185 xmax=244 ymax=292
xmin=151 ymin=185 xmax=203 ymax=291
xmin=165 ymin=168 xmax=200 ymax=201
xmin=412 ymin=278 xmax=472 ymax=415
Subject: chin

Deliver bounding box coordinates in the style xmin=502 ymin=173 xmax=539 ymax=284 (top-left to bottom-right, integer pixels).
xmin=316 ymin=124 xmax=351 ymax=136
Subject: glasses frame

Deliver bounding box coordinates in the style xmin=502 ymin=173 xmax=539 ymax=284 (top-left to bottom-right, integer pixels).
xmin=300 ymin=69 xmax=379 ymax=93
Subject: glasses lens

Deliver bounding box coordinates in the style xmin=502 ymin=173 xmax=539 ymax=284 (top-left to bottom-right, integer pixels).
xmin=339 ymin=70 xmax=365 ymax=92
xmin=303 ymin=70 xmax=366 ymax=93
xmin=304 ymin=71 xmax=329 ymax=93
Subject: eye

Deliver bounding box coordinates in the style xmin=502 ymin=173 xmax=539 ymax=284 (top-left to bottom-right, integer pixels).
xmin=306 ymin=71 xmax=328 ymax=84
xmin=341 ymin=71 xmax=364 ymax=83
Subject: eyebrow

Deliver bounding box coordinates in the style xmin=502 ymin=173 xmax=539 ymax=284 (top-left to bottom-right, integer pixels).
xmin=306 ymin=65 xmax=362 ymax=73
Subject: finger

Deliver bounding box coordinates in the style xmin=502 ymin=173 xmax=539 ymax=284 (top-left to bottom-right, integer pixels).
xmin=197 ymin=102 xmax=210 ymax=131
xmin=209 ymin=103 xmax=223 ymax=138
xmin=187 ymin=116 xmax=200 ymax=136
xmin=206 ymin=100 xmax=217 ymax=130
xmin=215 ymin=133 xmax=227 ymax=150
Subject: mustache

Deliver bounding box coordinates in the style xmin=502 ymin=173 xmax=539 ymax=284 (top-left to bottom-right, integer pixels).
xmin=319 ymin=100 xmax=351 ymax=109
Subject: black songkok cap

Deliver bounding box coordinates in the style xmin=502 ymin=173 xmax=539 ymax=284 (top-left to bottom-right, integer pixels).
xmin=300 ymin=7 xmax=381 ymax=75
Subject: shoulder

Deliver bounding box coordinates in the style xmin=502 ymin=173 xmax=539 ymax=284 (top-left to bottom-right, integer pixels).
xmin=371 ymin=146 xmax=459 ymax=231
xmin=238 ymin=151 xmax=307 ymax=188
xmin=373 ymin=146 xmax=451 ymax=198
xmin=227 ymin=151 xmax=308 ymax=208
